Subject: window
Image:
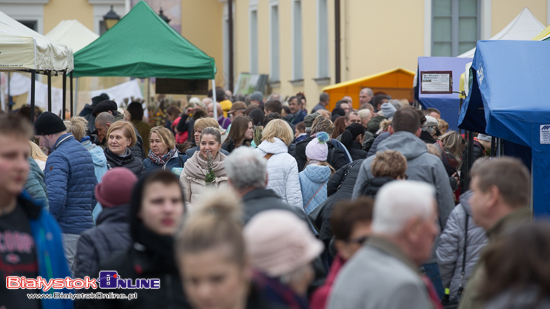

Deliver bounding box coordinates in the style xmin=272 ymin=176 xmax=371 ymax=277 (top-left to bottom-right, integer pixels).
xmin=250 ymin=9 xmax=258 ymax=74
xmin=432 ymin=0 xmax=479 ymax=57
xmin=17 ymin=20 xmax=37 ymax=31
xmin=317 ymin=0 xmax=329 ymax=78
xmin=292 ymin=0 xmax=303 ymax=80
xmin=270 ymin=2 xmax=280 ymax=82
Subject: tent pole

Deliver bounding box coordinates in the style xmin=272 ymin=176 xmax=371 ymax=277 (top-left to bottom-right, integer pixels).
xmin=62 ymin=71 xmax=67 ymax=120
xmin=490 ymin=136 xmax=496 ymax=158
xmin=7 ymin=72 xmax=12 ymax=111
xmin=212 ymin=79 xmax=218 ymax=120
xmin=75 ymin=77 xmax=79 ymax=115
xmin=335 ymin=0 xmax=341 ymax=84
xmin=47 ymin=71 xmax=52 ymax=112
xmin=228 ymin=0 xmax=234 ymax=92
xmin=465 ymin=130 xmax=474 ymax=190
xmin=148 ymin=78 xmax=150 ymax=105
xmin=70 ymin=72 xmax=74 ymax=117
xmin=30 ymin=71 xmax=36 ymax=124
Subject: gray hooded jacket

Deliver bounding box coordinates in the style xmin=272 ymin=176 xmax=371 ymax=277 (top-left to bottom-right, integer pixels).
xmin=352 ymin=131 xmax=455 ymax=263
xmin=437 ymin=191 xmax=487 ymax=300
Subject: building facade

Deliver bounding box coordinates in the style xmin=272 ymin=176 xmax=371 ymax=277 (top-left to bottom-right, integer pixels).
xmin=2 ymin=0 xmax=548 ymax=111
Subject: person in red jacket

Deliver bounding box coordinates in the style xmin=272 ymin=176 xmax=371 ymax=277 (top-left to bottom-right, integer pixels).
xmin=310 ymin=197 xmax=374 ymax=309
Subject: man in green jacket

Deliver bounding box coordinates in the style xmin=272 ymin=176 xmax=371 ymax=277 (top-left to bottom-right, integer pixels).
xmin=458 ymin=157 xmax=532 ymax=309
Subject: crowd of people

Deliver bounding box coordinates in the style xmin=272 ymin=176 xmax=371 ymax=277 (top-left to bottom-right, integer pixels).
xmin=0 ymin=86 xmax=545 ymax=309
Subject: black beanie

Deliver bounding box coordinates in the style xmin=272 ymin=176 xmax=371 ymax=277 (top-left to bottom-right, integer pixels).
xmin=91 ymin=93 xmax=110 ymax=107
xmin=92 ymin=100 xmax=117 ymax=117
xmin=34 ymin=112 xmax=66 ymax=135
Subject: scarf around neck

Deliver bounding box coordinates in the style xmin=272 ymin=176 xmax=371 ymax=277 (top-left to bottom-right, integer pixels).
xmin=184 ymin=151 xmax=226 ymax=180
xmin=148 ymin=148 xmax=177 ymax=166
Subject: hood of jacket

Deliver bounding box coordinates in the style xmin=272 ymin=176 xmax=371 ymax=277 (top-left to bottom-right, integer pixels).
xmin=82 ymin=139 xmax=107 ymax=167
xmin=303 ymin=164 xmax=332 ymax=183
xmin=78 ymin=104 xmax=93 ymax=117
xmin=96 ymin=204 xmax=130 ymax=226
xmin=459 ymin=190 xmax=473 ymax=216
xmin=104 ymin=148 xmax=135 ymax=166
xmin=257 ymin=137 xmax=288 ymax=155
xmin=378 ymin=131 xmax=427 ymax=160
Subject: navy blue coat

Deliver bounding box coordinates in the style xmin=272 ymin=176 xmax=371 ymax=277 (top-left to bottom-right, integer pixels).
xmin=143 ymin=152 xmax=188 ymax=174
xmin=45 ymin=133 xmax=97 ymax=235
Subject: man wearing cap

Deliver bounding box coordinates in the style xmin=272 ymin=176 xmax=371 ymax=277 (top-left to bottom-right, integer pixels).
xmin=79 ymin=93 xmax=109 ymax=134
xmin=74 ymin=168 xmax=138 ymax=279
xmin=249 ymin=91 xmax=264 ymax=107
xmin=34 ymin=112 xmax=97 ymax=272
xmin=228 ymin=101 xmax=247 ymax=119
xmin=329 ymin=181 xmax=438 ymax=309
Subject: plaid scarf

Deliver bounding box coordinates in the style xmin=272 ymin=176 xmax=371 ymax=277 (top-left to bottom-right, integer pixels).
xmin=148 ymin=148 xmax=177 ymax=166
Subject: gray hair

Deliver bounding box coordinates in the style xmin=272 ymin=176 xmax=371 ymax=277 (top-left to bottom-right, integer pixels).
xmin=360 ymin=87 xmax=374 ymax=97
xmin=95 ymin=112 xmax=115 ymax=127
xmin=388 ymin=99 xmax=402 ymax=110
xmin=319 ymin=92 xmax=329 ymax=103
xmin=225 ymin=147 xmax=267 ymax=191
xmin=372 ymin=181 xmax=435 ymax=236
xmin=267 ymin=93 xmax=281 ymax=101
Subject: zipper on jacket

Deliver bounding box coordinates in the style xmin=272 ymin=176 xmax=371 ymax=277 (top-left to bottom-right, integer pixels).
xmin=165 ymin=274 xmax=173 ymax=309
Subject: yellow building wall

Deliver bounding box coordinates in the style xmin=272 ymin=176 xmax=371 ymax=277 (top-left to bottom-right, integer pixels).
xmin=492 ymin=0 xmax=547 ymax=36
xmin=43 ymin=0 xmax=94 ymax=34
xmin=180 ymin=0 xmax=225 ymax=88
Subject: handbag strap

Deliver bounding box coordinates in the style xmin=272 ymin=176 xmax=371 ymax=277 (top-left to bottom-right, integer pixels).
xmin=337 ymin=161 xmax=358 ymax=191
xmin=304 ymin=184 xmax=324 ymax=211
xmin=457 ymin=203 xmax=469 ymax=295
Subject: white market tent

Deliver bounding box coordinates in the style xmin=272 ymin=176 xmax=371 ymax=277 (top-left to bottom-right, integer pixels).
xmin=0 ymin=10 xmax=73 ymax=71
xmin=0 ymin=9 xmax=74 ymax=118
xmin=458 ymin=7 xmax=544 ymax=58
xmin=45 ymin=20 xmax=99 ymax=53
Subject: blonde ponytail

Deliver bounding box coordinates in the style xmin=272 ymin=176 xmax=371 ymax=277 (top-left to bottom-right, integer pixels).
xmin=64 ymin=116 xmax=88 ymax=142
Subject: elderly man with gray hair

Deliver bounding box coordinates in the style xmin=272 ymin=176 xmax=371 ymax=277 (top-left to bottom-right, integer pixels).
xmin=329 ymin=181 xmax=439 ymax=309
xmin=225 ymin=147 xmax=307 ymax=225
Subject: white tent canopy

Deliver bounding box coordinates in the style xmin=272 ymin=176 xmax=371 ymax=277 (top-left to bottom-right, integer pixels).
xmin=458 ymin=7 xmax=544 ymax=58
xmin=45 ymin=20 xmax=99 ymax=53
xmin=0 ymin=10 xmax=73 ymax=71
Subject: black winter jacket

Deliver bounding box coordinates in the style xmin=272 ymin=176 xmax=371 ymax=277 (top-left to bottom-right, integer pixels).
xmin=290 ymin=136 xmax=348 ymax=172
xmin=347 ymin=142 xmax=368 ymax=161
xmin=359 ymin=177 xmax=396 ymax=198
xmin=74 ymin=205 xmax=131 ymax=279
xmin=367 ymin=132 xmax=391 ymax=157
xmin=242 ymin=188 xmax=308 ymax=225
xmin=315 ymin=160 xmax=363 ymax=241
xmin=105 ymin=148 xmax=145 ymax=177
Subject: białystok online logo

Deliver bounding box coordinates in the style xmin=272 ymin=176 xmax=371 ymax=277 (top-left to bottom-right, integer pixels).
xmin=6 ymin=271 xmax=161 ymax=292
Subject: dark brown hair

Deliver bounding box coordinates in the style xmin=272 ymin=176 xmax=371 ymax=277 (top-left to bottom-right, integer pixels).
xmin=470 ymin=157 xmax=530 ymax=208
xmin=424 ymin=108 xmax=441 ymax=116
xmin=332 ymin=116 xmax=346 ymax=138
xmin=392 ymin=107 xmax=421 ymax=134
xmin=265 ymin=100 xmax=283 ymax=114
xmin=127 ymin=102 xmax=144 ymax=121
xmin=331 ymin=197 xmax=374 ymax=241
xmin=223 ymin=116 xmax=252 ymax=148
xmin=296 ymin=122 xmax=306 ymax=133
xmin=370 ymin=150 xmax=407 ymax=179
xmin=480 ymin=222 xmax=550 ymax=304
xmin=0 ymin=113 xmax=33 ymax=139
xmin=166 ymin=105 xmax=182 ymax=117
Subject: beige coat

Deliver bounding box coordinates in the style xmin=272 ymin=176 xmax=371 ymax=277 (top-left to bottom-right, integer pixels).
xmin=179 ymin=151 xmax=229 ymax=212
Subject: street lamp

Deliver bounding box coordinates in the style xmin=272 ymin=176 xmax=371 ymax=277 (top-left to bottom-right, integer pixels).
xmin=158 ymin=8 xmax=171 ymax=24
xmin=103 ymin=5 xmax=121 ymax=30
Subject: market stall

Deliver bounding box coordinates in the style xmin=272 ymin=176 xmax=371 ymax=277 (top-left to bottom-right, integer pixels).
xmin=322 ymin=68 xmax=415 ymax=110
xmin=458 ymin=40 xmax=550 ymax=217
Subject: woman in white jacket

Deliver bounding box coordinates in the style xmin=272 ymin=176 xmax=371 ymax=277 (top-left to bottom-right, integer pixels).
xmin=256 ymin=119 xmax=303 ymax=208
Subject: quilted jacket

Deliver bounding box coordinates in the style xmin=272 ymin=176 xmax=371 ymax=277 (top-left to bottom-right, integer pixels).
xmin=299 ymin=164 xmax=331 ymax=216
xmin=256 ymin=138 xmax=303 ymax=208
xmin=45 ymin=133 xmax=97 ymax=235
xmin=437 ymin=191 xmax=487 ymax=301
xmin=26 ymin=157 xmax=49 ymax=211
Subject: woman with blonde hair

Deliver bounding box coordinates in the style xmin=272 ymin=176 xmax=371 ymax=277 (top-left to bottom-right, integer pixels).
xmin=435 ymin=131 xmax=465 ymax=191
xmin=29 ymin=140 xmax=48 ymax=171
xmin=256 ymin=119 xmax=303 ymax=208
xmin=180 ymin=128 xmax=228 ymax=210
xmin=104 ymin=121 xmax=145 ymax=176
xmin=175 ymin=194 xmax=282 ymax=309
xmin=143 ymin=126 xmax=188 ymax=174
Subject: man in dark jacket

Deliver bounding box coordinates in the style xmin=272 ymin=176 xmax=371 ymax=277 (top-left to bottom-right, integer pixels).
xmin=225 ymin=147 xmax=307 ymax=224
xmin=74 ymin=168 xmax=137 ymax=279
xmin=34 ymin=112 xmax=97 ymax=272
xmin=79 ymin=93 xmax=109 ymax=134
xmin=0 ymin=113 xmax=72 ymax=309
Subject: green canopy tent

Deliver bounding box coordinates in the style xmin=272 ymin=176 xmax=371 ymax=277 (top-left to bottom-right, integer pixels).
xmin=72 ymin=0 xmax=218 ymax=115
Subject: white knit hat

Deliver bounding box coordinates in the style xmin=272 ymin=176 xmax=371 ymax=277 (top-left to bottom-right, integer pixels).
xmin=244 ymin=210 xmax=323 ymax=277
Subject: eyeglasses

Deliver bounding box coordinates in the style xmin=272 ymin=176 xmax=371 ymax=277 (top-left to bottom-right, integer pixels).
xmin=347 ymin=235 xmax=369 ymax=244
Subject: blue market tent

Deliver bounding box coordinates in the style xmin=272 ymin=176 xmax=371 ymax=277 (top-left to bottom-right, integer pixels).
xmin=458 ymin=40 xmax=550 ymax=217
xmin=415 ymin=57 xmax=473 ymax=131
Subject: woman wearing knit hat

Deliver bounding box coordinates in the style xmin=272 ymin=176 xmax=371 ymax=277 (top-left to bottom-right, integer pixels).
xmin=73 ymin=167 xmax=137 ymax=279
xmin=244 ymin=210 xmax=323 ymax=309
xmin=299 ymin=132 xmax=335 ymax=232
xmin=175 ymin=194 xmax=283 ymax=309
